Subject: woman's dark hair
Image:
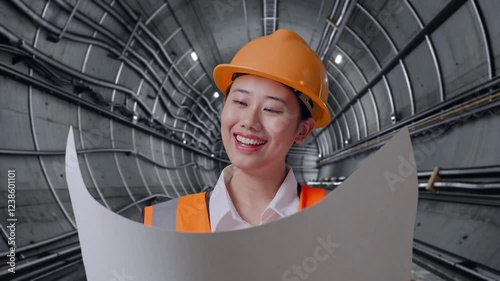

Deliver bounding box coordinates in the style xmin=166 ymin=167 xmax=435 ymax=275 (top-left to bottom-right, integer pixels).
xmin=296 ymin=92 xmax=312 ymax=121
xmin=284 ymin=86 xmax=312 ymax=121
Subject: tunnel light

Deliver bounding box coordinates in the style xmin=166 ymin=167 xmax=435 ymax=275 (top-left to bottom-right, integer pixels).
xmin=213 ymin=91 xmax=220 ymax=98
xmin=344 ymin=138 xmax=350 ymax=145
xmin=390 ymin=112 xmax=397 ymax=124
xmin=211 ymin=154 xmax=215 ymax=158
xmin=190 ymin=52 xmax=198 ymax=61
xmin=334 ymin=54 xmax=343 ymax=64
xmin=318 ymin=153 xmax=322 ymax=158
xmin=132 ymin=113 xmax=139 ymax=124
xmin=182 ymin=139 xmax=187 ymax=144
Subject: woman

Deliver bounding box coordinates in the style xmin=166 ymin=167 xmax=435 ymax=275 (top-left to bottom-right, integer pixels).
xmin=143 ymin=29 xmax=330 ymax=232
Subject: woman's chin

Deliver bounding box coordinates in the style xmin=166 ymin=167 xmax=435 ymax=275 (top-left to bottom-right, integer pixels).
xmin=230 ymin=159 xmax=260 ymax=171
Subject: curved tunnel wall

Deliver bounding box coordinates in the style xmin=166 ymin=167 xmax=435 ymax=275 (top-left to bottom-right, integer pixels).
xmin=0 ymin=0 xmax=226 ymax=251
xmin=317 ymin=0 xmax=500 ymax=177
xmin=314 ymin=0 xmax=500 ymax=273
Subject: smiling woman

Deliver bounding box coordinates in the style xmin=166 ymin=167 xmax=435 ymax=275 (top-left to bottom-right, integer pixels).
xmin=143 ymin=29 xmax=331 ymax=232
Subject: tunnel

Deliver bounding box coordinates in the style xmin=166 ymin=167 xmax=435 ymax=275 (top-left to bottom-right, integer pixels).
xmin=0 ymin=0 xmax=499 ymax=280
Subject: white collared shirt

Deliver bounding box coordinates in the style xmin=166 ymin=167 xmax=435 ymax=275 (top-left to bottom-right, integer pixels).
xmin=209 ymin=165 xmax=300 ymax=232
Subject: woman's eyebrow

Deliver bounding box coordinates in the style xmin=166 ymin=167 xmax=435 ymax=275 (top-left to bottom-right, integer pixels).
xmin=233 ymin=88 xmax=287 ymax=105
xmin=233 ymin=88 xmax=250 ymax=94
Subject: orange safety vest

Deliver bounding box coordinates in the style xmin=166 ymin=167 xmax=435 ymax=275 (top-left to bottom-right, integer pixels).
xmin=143 ymin=184 xmax=326 ymax=233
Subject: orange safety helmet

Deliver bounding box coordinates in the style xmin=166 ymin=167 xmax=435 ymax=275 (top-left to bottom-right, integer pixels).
xmin=213 ymin=29 xmax=331 ymax=128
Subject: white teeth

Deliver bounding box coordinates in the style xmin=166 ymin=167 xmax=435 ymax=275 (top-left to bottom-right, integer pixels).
xmin=236 ymin=135 xmax=266 ymax=145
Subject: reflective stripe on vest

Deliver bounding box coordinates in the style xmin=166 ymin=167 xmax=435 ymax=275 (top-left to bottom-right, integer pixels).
xmin=144 ymin=184 xmax=326 ymax=232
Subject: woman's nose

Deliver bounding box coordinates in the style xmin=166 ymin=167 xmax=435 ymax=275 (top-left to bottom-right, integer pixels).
xmin=241 ymin=107 xmax=262 ymax=131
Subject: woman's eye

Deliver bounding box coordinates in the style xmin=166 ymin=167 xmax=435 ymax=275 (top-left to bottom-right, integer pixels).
xmin=232 ymin=100 xmax=247 ymax=106
xmin=264 ymin=108 xmax=282 ymax=114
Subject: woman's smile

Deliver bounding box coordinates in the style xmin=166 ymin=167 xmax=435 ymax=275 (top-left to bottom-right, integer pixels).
xmin=233 ymin=133 xmax=268 ymax=153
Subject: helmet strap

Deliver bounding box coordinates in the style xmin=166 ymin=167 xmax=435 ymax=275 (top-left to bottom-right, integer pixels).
xmin=295 ymin=92 xmax=314 ymax=116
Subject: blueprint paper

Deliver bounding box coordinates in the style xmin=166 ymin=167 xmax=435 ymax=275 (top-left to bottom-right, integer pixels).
xmin=65 ymin=126 xmax=417 ymax=281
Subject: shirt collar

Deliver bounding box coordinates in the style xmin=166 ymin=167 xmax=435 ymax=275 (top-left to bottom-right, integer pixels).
xmin=208 ymin=165 xmax=300 ymax=232
xmin=266 ymin=167 xmax=299 ymax=217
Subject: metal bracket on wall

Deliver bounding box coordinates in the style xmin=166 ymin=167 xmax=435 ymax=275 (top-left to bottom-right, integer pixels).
xmin=426 ymin=166 xmax=440 ymax=192
xmin=120 ymin=19 xmax=142 ymax=59
xmin=45 ymin=0 xmax=81 ymax=42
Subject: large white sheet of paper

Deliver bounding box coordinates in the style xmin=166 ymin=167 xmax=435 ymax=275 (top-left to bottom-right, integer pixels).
xmin=65 ymin=126 xmax=417 ymax=281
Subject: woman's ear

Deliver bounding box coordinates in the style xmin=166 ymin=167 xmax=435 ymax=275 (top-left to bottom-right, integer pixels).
xmin=295 ymin=118 xmax=315 ymax=144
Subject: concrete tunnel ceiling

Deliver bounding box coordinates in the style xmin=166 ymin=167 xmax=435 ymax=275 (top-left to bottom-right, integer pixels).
xmin=0 ymin=0 xmax=500 ymax=279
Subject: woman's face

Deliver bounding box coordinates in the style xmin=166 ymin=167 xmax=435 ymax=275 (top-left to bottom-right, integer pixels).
xmin=221 ymin=75 xmax=314 ymax=174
